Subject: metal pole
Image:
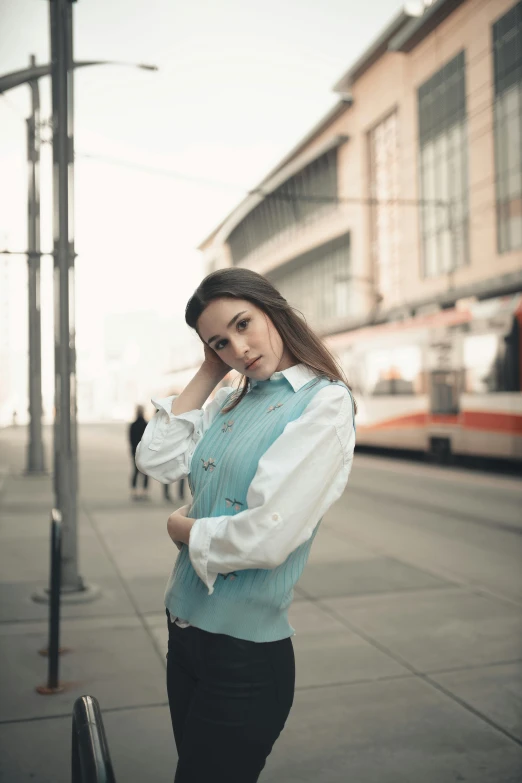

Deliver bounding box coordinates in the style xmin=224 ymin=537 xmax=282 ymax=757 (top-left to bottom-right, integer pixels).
xmin=26 ymin=55 xmax=46 ymax=474
xmin=50 ymin=0 xmax=83 ymax=593
xmin=36 ymin=509 xmax=65 ymax=694
xmin=1 ymin=57 xmax=157 ymax=481
xmin=48 ymin=509 xmax=62 ymax=688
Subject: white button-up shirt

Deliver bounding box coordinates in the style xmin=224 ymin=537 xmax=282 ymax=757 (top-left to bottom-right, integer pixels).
xmin=136 ymin=364 xmax=356 ymax=625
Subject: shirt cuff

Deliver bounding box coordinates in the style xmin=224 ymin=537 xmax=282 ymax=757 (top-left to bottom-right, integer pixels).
xmin=151 ymin=396 xmax=175 ymax=416
xmin=188 ymin=515 xmax=226 ymax=595
xmin=149 ymin=398 xmax=204 ymax=450
xmin=151 ymin=396 xmax=202 ymax=425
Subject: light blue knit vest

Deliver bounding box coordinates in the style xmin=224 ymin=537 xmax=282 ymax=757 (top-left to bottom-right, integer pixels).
xmin=164 ymin=372 xmax=345 ymax=642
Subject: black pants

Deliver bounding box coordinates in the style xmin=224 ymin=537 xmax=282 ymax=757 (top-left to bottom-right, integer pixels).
xmin=166 ymin=612 xmax=295 ymax=782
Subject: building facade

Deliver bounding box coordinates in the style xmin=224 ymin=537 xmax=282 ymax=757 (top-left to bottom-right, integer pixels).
xmin=198 ymin=0 xmax=522 ymax=460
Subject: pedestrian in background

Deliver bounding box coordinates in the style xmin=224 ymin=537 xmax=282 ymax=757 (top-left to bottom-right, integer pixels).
xmin=136 ymin=267 xmax=356 ymax=782
xmin=129 ymin=405 xmax=150 ymax=501
xmin=130 ymin=405 xmax=182 ymax=502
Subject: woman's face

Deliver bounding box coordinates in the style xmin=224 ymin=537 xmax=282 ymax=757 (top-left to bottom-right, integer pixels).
xmin=197 ymin=297 xmax=295 ymax=380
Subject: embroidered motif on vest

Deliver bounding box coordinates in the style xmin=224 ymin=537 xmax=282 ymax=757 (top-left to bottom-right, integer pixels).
xmin=225 ymin=497 xmax=243 ymax=511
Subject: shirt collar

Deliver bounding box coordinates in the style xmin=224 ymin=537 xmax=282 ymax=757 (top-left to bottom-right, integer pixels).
xmin=249 ymin=363 xmax=318 ymax=393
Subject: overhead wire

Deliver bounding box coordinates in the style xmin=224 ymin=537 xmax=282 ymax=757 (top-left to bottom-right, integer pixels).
xmin=1 ymin=0 xmax=518 ymax=229
xmin=75 ymin=48 xmax=521 ymax=213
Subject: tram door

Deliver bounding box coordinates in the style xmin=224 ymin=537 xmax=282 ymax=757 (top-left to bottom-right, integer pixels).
xmin=427 ymin=338 xmax=460 ymax=460
xmin=427 ymin=338 xmax=460 ymax=416
xmin=429 ymin=370 xmax=460 ymax=415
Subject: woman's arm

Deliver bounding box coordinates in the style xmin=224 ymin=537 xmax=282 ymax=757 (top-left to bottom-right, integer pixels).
xmin=135 ymin=358 xmax=233 ymax=483
xmin=187 ymin=384 xmax=356 ymax=594
xmin=171 ymin=353 xmax=230 ymax=416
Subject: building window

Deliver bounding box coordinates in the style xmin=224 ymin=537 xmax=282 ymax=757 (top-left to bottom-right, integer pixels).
xmin=228 ymin=148 xmax=339 ymax=266
xmin=418 ymin=51 xmax=469 ymax=277
xmin=493 ymin=1 xmax=522 ymax=253
xmin=368 ymin=111 xmax=401 ymax=303
xmin=267 ymin=234 xmax=350 ymax=332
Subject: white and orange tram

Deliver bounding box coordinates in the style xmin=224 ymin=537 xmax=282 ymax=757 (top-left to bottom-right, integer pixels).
xmin=326 ymin=294 xmax=522 ymax=463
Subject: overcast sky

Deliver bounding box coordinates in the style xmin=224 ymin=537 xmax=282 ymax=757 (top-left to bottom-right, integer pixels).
xmin=0 ymin=0 xmax=404 ymax=380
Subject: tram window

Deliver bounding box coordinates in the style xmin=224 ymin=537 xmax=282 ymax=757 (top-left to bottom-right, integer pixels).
xmin=372 ymin=378 xmax=414 ymax=395
xmin=464 ymin=334 xmax=497 ymax=393
xmin=393 ymin=378 xmax=415 ymax=395
xmin=366 ymin=346 xmax=421 ymax=396
xmin=373 ymin=379 xmax=394 ymax=396
xmin=464 ymin=320 xmax=520 ymax=393
xmin=335 ymin=351 xmax=363 ymax=396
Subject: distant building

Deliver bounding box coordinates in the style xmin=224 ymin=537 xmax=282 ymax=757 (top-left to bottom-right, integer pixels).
xmin=198 ymin=0 xmax=522 ymax=461
xmin=201 ymin=0 xmax=521 ymax=329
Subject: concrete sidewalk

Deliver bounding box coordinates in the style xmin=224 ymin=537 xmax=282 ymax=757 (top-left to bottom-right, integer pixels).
xmin=0 ymin=424 xmax=521 ymax=782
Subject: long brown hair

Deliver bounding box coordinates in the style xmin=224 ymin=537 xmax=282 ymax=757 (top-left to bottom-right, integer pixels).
xmin=185 ymin=267 xmax=356 ymax=414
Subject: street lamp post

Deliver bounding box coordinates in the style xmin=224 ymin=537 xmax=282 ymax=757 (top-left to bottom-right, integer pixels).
xmin=0 ymin=56 xmax=158 ymax=479
xmin=0 ymin=38 xmax=157 ymax=598
xmin=49 ymin=0 xmax=82 ymax=594
xmin=26 ymin=55 xmax=45 ymax=474
xmin=48 ymin=0 xmax=159 ymax=597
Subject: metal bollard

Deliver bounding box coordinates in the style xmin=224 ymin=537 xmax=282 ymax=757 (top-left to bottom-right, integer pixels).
xmin=72 ymin=695 xmax=116 ymax=783
xmin=36 ymin=508 xmax=65 ymax=694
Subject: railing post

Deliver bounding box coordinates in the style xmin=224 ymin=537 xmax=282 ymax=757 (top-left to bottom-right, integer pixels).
xmin=72 ymin=695 xmax=116 ymax=783
xmin=36 ymin=508 xmax=65 ymax=694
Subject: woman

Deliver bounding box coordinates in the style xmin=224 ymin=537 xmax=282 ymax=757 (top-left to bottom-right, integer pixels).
xmin=136 ymin=267 xmax=356 ymax=782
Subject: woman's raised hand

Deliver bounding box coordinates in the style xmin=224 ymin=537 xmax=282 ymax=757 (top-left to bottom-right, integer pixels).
xmin=203 ymin=342 xmax=230 ymax=380
xmin=171 ymin=343 xmax=230 ymax=417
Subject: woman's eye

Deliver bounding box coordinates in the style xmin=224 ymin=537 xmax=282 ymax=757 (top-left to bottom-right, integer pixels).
xmin=215 ymin=319 xmax=249 ymax=350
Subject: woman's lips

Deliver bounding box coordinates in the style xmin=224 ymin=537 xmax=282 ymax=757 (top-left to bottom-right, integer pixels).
xmin=246 ymin=357 xmax=261 ymax=370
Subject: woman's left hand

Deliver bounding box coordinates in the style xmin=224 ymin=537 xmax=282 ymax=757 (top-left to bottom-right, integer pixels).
xmin=167 ymin=505 xmax=196 ymax=548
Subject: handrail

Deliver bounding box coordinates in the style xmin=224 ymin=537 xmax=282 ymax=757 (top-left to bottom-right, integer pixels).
xmin=71 ymin=696 xmax=116 ymax=783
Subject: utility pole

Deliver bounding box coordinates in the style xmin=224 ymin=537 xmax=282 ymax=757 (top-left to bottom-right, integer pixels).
xmin=1 ymin=50 xmax=157 ymax=599
xmin=1 ymin=57 xmax=156 ymax=479
xmin=26 ymin=55 xmax=45 ymax=474
xmin=49 ymin=0 xmax=84 ymax=594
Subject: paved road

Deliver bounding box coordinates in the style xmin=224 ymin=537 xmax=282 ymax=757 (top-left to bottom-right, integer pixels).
xmin=0 ymin=423 xmax=521 ymax=782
